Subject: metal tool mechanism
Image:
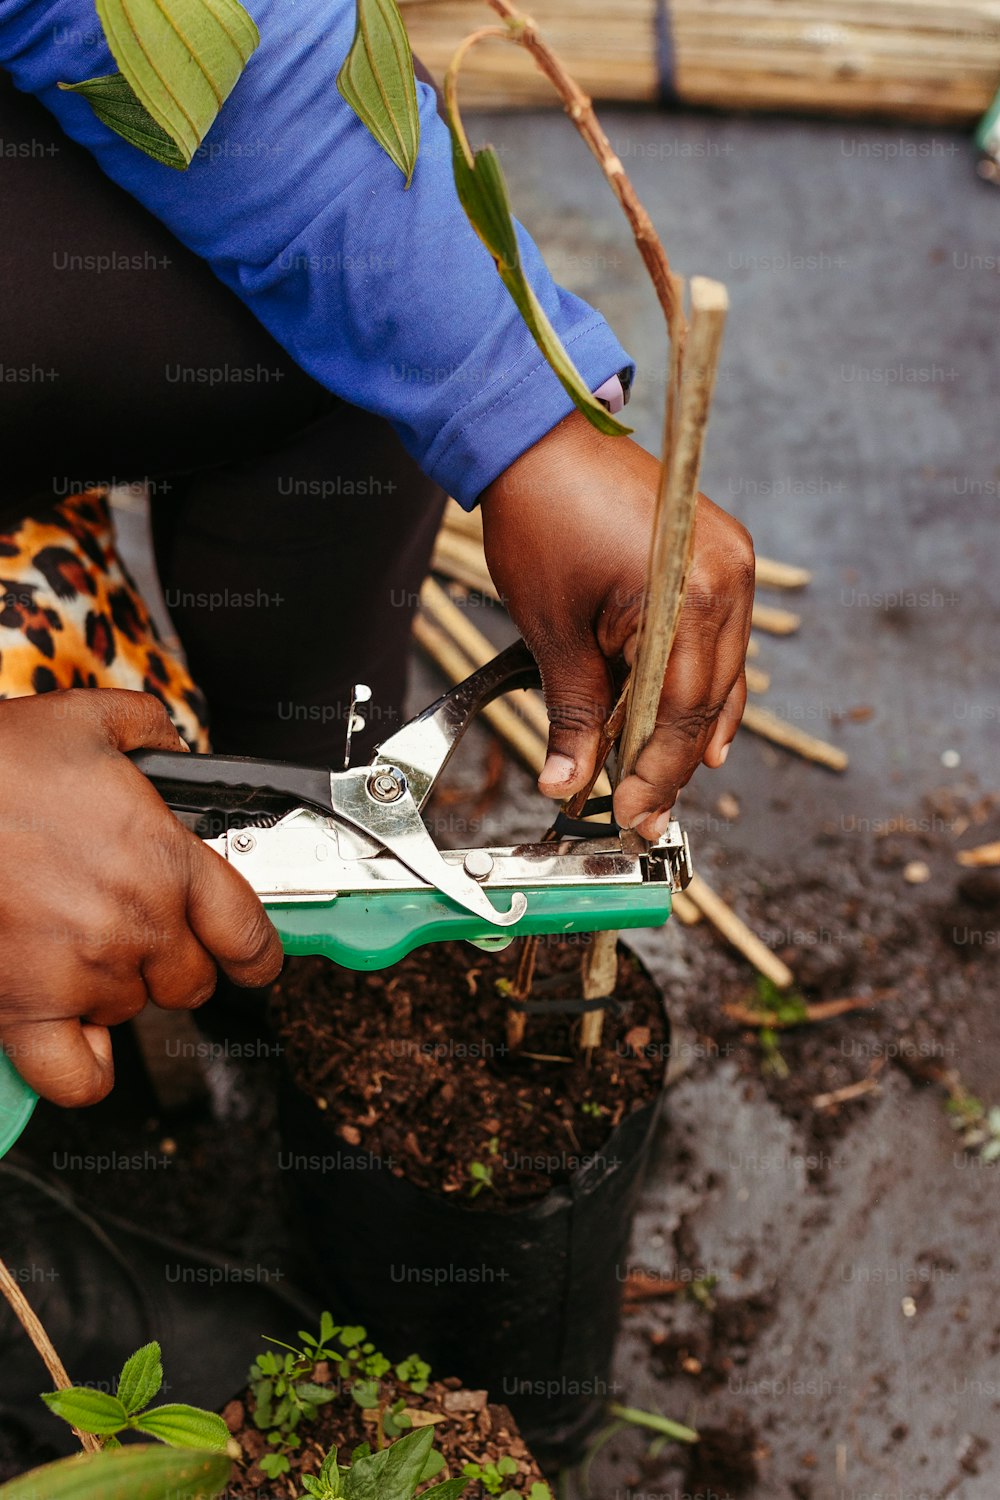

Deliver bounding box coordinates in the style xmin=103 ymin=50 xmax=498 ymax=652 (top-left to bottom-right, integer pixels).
xmin=128 ymin=639 xmax=692 ymax=969
xmin=0 ymin=641 xmax=693 ymax=1156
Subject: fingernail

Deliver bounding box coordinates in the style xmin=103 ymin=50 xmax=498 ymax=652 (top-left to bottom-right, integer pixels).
xmin=717 ymin=743 xmax=730 ymax=765
xmin=540 ymin=752 xmax=577 ymax=789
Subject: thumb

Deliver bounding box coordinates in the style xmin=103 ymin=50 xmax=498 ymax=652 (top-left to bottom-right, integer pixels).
xmin=535 ymin=634 xmax=613 ymax=801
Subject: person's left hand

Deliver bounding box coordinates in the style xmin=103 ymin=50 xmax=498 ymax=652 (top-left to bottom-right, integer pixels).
xmin=480 ymin=409 xmax=754 ymax=840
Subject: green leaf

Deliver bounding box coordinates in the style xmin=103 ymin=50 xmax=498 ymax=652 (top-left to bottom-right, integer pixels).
xmin=319 ymin=1311 xmax=337 ymax=1345
xmin=607 ymin=1402 xmax=698 ymax=1444
xmin=337 ymin=0 xmax=420 ymax=187
xmin=117 ymin=1342 xmax=164 ymax=1416
xmin=57 ymin=73 xmax=188 ymax=169
xmin=422 ymin=1479 xmax=471 ymax=1500
xmin=446 ymin=113 xmax=631 ymax=441
xmin=260 ymin=1452 xmax=291 ymax=1479
xmin=528 ymin=1486 xmax=554 ymax=1500
xmin=41 ymin=1387 xmax=128 ymax=1435
xmin=132 ymin=1405 xmax=232 ymax=1452
xmin=342 ymin=1425 xmax=434 ymax=1500
xmin=339 ymin=1325 xmax=367 ymax=1350
xmin=66 ymin=0 xmax=259 ymax=168
xmin=0 ymin=1444 xmax=231 ymax=1500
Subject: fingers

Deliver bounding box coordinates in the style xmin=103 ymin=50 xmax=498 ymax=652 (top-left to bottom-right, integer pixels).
xmin=703 ymin=672 xmax=747 ymax=769
xmin=614 ymin=612 xmax=747 ymax=838
xmin=184 ymin=837 xmax=284 ymax=989
xmin=535 ymin=636 xmax=614 ymax=801
xmin=89 ymin=688 xmax=187 ymax=754
xmin=2 ymin=1019 xmax=114 ymax=1108
xmin=141 ymin=931 xmax=218 ymax=1011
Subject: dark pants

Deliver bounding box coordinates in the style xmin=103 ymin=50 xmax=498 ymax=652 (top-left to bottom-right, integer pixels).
xmin=0 ymin=72 xmax=444 ymax=765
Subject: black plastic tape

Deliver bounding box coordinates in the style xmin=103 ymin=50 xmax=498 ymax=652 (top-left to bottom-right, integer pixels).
xmin=655 ymin=0 xmax=680 ymax=108
xmin=278 ymin=1015 xmax=668 ymax=1468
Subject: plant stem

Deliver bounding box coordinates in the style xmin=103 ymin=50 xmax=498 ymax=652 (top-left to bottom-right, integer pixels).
xmin=0 ymin=1255 xmax=101 ymax=1454
xmin=483 ymin=0 xmax=684 ymax=339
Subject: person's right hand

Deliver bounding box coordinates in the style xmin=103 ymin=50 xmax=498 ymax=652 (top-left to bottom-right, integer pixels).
xmin=0 ymin=690 xmax=283 ymax=1108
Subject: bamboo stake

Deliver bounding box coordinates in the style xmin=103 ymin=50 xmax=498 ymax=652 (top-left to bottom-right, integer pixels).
xmin=956 ymin=841 xmax=1000 ymax=869
xmin=0 ymin=1256 xmax=101 ymax=1454
xmin=751 ymin=602 xmax=801 ymax=635
xmin=741 ymin=703 xmax=848 ymax=771
xmin=754 ymin=559 xmax=812 ymax=590
xmin=745 ymin=665 xmax=770 ymax=694
xmin=684 ymin=873 xmax=794 ymax=990
xmin=581 ymin=278 xmax=730 ymax=1050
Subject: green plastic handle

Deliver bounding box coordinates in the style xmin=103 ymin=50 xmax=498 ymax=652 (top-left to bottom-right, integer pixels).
xmin=0 ymin=884 xmax=671 ymax=1158
xmin=270 ymin=883 xmax=671 ymax=969
xmin=0 ymin=1048 xmax=38 ymax=1161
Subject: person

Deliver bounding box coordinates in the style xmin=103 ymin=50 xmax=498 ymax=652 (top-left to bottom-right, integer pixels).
xmin=0 ymin=0 xmax=754 ymax=1114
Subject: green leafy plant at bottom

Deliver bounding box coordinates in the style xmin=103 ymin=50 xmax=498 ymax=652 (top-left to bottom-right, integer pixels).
xmin=249 ymin=1312 xmax=433 ymax=1479
xmin=293 ymin=1424 xmax=467 ymax=1499
xmin=40 ymin=1341 xmax=234 ymax=1456
xmin=0 ymin=1442 xmax=231 ymax=1500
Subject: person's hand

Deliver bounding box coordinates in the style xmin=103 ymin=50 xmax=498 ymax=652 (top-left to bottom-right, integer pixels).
xmin=481 ymin=409 xmax=754 ymax=839
xmin=0 ymin=691 xmax=283 ymax=1107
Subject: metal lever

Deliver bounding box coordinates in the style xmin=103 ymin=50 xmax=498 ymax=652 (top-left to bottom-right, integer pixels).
xmin=372 ymin=640 xmax=539 ymax=809
xmin=331 ymin=766 xmax=527 ymax=927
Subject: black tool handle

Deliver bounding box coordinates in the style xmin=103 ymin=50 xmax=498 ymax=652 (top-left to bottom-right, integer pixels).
xmin=129 ymin=750 xmax=334 ymax=816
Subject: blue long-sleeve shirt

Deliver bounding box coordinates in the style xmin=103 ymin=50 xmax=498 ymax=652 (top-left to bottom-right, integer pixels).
xmin=0 ymin=0 xmax=632 ymax=506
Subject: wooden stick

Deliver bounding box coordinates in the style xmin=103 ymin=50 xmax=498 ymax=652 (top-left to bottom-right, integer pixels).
xmin=755 ymin=558 xmax=812 ymax=590
xmin=956 ymin=841 xmax=1000 ymax=869
xmin=740 ymin=703 xmax=848 ymax=771
xmin=0 ymin=1256 xmax=101 ymax=1454
xmin=812 ymin=1075 xmax=883 ymax=1111
xmin=671 ymin=889 xmax=702 ymax=925
xmin=744 ymin=664 xmax=770 ymax=695
xmin=684 ymin=872 xmax=794 ymax=989
xmin=723 ymin=989 xmax=895 ymax=1028
xmin=751 ymin=602 xmax=801 ymax=635
xmin=579 ymin=279 xmax=729 ymax=1050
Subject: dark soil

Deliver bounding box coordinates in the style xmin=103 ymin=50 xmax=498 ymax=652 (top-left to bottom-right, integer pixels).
xmin=270 ymin=935 xmax=668 ymax=1205
xmin=223 ymin=1371 xmax=546 ymax=1499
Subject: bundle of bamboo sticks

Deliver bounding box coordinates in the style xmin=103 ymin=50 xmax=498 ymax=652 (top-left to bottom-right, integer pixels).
xmin=400 ymin=0 xmax=1000 ymax=125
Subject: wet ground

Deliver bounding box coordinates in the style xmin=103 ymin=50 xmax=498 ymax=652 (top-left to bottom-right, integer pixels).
xmin=418 ymin=106 xmax=999 ymax=1500
xmin=31 ymin=106 xmax=1000 ymax=1499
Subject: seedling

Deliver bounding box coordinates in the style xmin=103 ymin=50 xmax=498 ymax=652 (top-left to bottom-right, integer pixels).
xmin=249 ymin=1312 xmax=432 ymax=1477
xmin=580 ymin=1100 xmax=606 ymax=1121
xmin=40 ymin=1341 xmax=234 ymax=1455
xmin=944 ymin=1078 xmax=1000 ymax=1160
xmin=462 ymin=1454 xmax=518 ymax=1495
xmin=293 ymin=1425 xmax=467 ymax=1500
xmin=468 ymin=1135 xmax=500 ymax=1198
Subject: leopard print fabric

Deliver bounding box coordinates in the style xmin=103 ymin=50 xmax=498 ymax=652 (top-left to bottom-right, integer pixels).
xmin=0 ymin=489 xmax=210 ymax=749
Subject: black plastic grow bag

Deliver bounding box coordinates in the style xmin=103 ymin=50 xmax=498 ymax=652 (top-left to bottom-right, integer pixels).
xmin=277 ymin=1007 xmax=668 ymax=1467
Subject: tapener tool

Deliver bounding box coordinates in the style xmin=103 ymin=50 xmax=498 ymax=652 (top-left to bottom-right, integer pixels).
xmin=0 ymin=641 xmax=691 ymax=1155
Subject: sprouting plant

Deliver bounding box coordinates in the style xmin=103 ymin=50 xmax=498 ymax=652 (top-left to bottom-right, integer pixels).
xmin=295 ymin=1425 xmax=468 ymax=1499
xmin=580 ymin=1100 xmax=606 ymax=1120
xmin=687 ymin=1274 xmax=718 ymax=1312
xmin=944 ymin=1078 xmax=1000 ymax=1160
xmin=462 ymin=1454 xmax=518 ymax=1495
xmin=41 ymin=1341 xmax=235 ymax=1456
xmin=752 ymin=976 xmax=809 ymax=1027
xmin=468 ymin=1135 xmax=500 ymax=1198
xmin=249 ymin=1313 xmax=431 ymax=1478
xmin=758 ymin=1025 xmax=789 ymax=1079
